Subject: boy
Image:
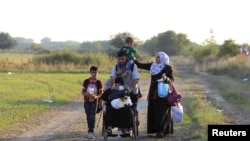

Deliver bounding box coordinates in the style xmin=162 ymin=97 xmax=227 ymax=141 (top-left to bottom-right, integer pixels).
xmin=82 ymin=66 xmax=103 ymax=139
xmin=117 ymin=37 xmax=141 ymax=73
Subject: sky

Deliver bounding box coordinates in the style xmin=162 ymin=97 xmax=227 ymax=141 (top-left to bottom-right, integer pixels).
xmin=0 ymin=0 xmax=249 ymax=44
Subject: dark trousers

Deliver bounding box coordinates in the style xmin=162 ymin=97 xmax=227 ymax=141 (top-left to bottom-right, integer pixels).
xmin=84 ymin=101 xmax=97 ymax=133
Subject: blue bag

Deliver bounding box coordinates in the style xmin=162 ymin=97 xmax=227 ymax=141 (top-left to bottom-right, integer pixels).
xmin=157 ymin=82 xmax=169 ymax=98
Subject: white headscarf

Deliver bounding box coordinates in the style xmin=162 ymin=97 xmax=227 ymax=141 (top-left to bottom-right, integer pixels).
xmin=150 ymin=51 xmax=169 ymax=75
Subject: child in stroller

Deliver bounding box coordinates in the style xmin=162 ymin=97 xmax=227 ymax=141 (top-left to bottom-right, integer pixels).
xmin=101 ymin=77 xmax=139 ymax=140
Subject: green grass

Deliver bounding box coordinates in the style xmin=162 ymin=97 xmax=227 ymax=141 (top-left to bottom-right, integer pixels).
xmin=0 ymin=72 xmax=110 ymax=132
xmin=204 ymin=75 xmax=250 ymax=113
xmin=171 ymin=73 xmax=225 ymax=141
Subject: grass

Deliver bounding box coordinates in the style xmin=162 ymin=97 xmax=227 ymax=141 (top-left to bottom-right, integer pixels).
xmin=0 ymin=53 xmax=34 ymax=63
xmin=0 ymin=72 xmax=110 ymax=132
xmin=204 ymin=74 xmax=250 ymax=113
xmin=174 ymin=83 xmax=225 ymax=141
xmin=172 ymin=56 xmax=225 ymax=141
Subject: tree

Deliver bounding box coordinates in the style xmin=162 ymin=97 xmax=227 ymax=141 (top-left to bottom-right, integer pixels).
xmin=41 ymin=37 xmax=51 ymax=44
xmin=142 ymin=30 xmax=191 ymax=55
xmin=157 ymin=31 xmax=190 ymax=55
xmin=109 ymin=32 xmax=141 ymax=49
xmin=142 ymin=37 xmax=159 ymax=55
xmin=0 ymin=32 xmax=17 ymax=50
xmin=108 ymin=32 xmax=142 ymax=58
xmin=30 ymin=43 xmax=51 ymax=54
xmin=15 ymin=37 xmax=34 ymax=49
xmin=90 ymin=42 xmax=102 ymax=52
xmin=218 ymin=39 xmax=239 ymax=58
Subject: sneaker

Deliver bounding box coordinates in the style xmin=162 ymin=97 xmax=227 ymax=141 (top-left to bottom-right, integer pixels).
xmin=84 ymin=132 xmax=94 ymax=139
xmin=83 ymin=133 xmax=89 ymax=138
xmin=88 ymin=132 xmax=94 ymax=139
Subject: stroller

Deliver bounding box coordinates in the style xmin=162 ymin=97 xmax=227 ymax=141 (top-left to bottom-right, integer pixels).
xmin=100 ymin=85 xmax=140 ymax=141
xmin=101 ymin=101 xmax=139 ymax=141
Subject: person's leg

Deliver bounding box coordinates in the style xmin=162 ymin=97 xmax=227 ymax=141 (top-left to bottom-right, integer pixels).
xmin=164 ymin=106 xmax=174 ymax=135
xmin=125 ymin=60 xmax=133 ymax=72
xmin=115 ymin=106 xmax=134 ymax=128
xmin=88 ymin=101 xmax=97 ymax=133
xmin=147 ymin=100 xmax=156 ymax=134
xmin=84 ymin=102 xmax=97 ymax=139
xmin=125 ymin=61 xmax=130 ymax=72
xmin=104 ymin=106 xmax=115 ymax=135
xmin=83 ymin=102 xmax=91 ymax=137
xmin=155 ymin=99 xmax=169 ymax=138
xmin=119 ymin=106 xmax=135 ymax=137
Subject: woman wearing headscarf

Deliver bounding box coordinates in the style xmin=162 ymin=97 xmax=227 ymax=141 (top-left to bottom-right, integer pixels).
xmin=134 ymin=51 xmax=174 ymax=138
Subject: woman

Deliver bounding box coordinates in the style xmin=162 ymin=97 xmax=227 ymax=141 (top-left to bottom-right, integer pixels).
xmin=134 ymin=51 xmax=174 ymax=138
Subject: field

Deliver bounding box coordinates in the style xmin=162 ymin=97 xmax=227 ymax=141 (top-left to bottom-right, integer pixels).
xmin=0 ymin=72 xmax=110 ymax=132
xmin=0 ymin=54 xmax=250 ymax=140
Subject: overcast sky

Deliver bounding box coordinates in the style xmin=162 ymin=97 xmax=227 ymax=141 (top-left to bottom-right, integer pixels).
xmin=0 ymin=0 xmax=249 ymax=44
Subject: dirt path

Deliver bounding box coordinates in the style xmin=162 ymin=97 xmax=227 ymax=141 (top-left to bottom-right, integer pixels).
xmin=1 ymin=69 xmax=250 ymax=140
xmin=0 ymin=78 xmax=150 ymax=141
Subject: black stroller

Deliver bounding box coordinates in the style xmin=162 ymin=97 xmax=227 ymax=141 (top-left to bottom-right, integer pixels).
xmin=102 ymin=101 xmax=139 ymax=141
xmin=100 ymin=86 xmax=139 ymax=141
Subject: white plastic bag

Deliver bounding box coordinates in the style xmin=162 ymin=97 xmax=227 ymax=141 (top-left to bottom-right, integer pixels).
xmin=171 ymin=103 xmax=183 ymax=123
xmin=87 ymin=87 xmax=95 ymax=102
xmin=111 ymin=96 xmax=133 ymax=109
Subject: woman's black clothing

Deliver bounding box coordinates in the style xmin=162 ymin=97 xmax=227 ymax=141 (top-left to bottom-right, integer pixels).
xmin=134 ymin=60 xmax=174 ymax=134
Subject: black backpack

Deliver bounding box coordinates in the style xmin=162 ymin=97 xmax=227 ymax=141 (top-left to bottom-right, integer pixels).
xmin=115 ymin=63 xmax=134 ymax=76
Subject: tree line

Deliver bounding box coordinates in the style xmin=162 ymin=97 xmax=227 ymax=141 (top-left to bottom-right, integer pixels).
xmin=0 ymin=31 xmax=249 ymax=59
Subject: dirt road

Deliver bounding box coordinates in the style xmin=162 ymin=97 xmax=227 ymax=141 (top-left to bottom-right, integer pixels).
xmin=1 ymin=69 xmax=250 ymax=141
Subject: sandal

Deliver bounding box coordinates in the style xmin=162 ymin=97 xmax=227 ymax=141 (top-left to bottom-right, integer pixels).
xmin=106 ymin=127 xmax=118 ymax=137
xmin=120 ymin=128 xmax=130 ymax=138
xmin=107 ymin=128 xmax=112 ymax=135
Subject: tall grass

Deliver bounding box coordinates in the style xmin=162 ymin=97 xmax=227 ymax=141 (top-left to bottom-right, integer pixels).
xmin=191 ymin=54 xmax=250 ymax=78
xmin=0 ymin=52 xmax=116 ymax=73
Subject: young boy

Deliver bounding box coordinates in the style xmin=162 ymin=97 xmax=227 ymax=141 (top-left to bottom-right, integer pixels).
xmin=82 ymin=66 xmax=103 ymax=139
xmin=117 ymin=37 xmax=141 ymax=73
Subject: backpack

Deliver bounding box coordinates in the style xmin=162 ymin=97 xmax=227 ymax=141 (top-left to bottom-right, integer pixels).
xmin=115 ymin=62 xmax=134 ymax=71
xmin=115 ymin=63 xmax=142 ymax=97
xmin=84 ymin=78 xmax=103 ymax=113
